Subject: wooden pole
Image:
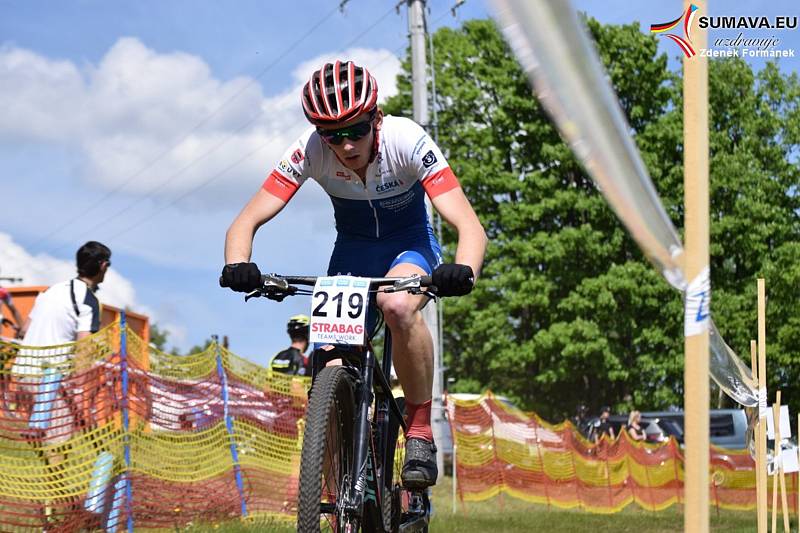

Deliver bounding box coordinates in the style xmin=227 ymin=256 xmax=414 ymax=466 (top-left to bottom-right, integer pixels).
xmin=773 ymin=392 xmax=790 ymax=532
xmin=772 ymin=404 xmax=779 ymax=533
xmin=683 ymin=1 xmax=709 ymax=531
xmin=758 ymin=279 xmax=769 ymax=533
xmin=751 ymin=340 xmax=763 ymax=530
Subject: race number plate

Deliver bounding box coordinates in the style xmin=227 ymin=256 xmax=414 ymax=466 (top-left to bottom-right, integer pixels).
xmin=309 ymin=276 xmax=370 ymax=345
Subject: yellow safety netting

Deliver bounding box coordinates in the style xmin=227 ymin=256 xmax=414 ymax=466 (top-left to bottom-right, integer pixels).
xmin=0 ymin=321 xmax=310 ymax=531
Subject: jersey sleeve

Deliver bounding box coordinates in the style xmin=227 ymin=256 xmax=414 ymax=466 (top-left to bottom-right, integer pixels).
xmin=399 ymin=119 xmax=460 ymax=198
xmin=77 ymin=291 xmax=100 ymax=333
xmin=262 ymin=128 xmax=316 ymax=202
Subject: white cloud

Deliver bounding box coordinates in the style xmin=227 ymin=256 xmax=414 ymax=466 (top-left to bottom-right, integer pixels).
xmin=0 ymin=39 xmax=402 ymax=206
xmin=0 ymin=232 xmax=178 ymax=339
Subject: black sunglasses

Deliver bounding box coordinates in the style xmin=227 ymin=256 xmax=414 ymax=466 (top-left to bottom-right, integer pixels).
xmin=317 ymin=119 xmax=373 ymax=145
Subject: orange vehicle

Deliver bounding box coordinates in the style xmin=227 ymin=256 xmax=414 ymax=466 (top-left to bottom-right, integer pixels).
xmin=0 ymin=286 xmax=151 ymax=432
xmin=0 ymin=286 xmax=149 ymax=343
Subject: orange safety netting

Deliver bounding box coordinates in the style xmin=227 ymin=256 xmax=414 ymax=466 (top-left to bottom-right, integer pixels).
xmin=0 ymin=318 xmax=309 ymax=531
xmin=446 ymin=391 xmax=798 ymax=514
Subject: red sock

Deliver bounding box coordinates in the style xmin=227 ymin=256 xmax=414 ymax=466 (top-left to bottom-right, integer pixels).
xmin=404 ymin=399 xmax=433 ymax=442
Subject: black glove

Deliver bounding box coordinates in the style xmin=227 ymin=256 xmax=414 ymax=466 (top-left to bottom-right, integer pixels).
xmin=431 ymin=263 xmax=474 ymax=297
xmin=220 ymin=263 xmax=262 ymax=292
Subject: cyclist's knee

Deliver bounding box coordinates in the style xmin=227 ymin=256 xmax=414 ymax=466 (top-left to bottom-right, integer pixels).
xmin=377 ymin=293 xmax=418 ymax=331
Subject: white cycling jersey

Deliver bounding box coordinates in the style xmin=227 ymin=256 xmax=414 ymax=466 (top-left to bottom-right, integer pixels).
xmin=263 ymin=115 xmax=459 ymax=240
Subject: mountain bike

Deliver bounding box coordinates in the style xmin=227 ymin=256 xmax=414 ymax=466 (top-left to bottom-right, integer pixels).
xmin=237 ymin=273 xmax=436 ymax=532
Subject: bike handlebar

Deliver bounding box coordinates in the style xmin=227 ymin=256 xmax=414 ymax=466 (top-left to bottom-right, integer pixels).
xmin=221 ymin=273 xmax=436 ymax=301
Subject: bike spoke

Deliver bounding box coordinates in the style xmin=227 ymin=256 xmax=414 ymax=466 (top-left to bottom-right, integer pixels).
xmin=320 ymin=402 xmax=346 ymax=531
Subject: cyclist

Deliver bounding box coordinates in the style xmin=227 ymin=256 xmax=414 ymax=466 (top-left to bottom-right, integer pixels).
xmin=270 ymin=314 xmax=311 ymax=376
xmin=221 ymin=60 xmax=487 ymax=489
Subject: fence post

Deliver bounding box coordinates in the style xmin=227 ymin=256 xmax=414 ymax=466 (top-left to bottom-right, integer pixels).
xmin=446 ymin=395 xmax=469 ymax=515
xmin=214 ymin=337 xmax=247 ymax=517
xmin=119 ymin=312 xmax=134 ymax=532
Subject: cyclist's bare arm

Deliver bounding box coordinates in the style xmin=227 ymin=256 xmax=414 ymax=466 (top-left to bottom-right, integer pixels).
xmin=225 ymin=189 xmax=288 ymax=263
xmin=6 ymin=302 xmax=23 ymax=334
xmin=431 ymin=187 xmax=488 ymax=278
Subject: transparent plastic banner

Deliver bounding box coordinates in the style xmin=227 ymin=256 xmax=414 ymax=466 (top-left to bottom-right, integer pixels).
xmin=490 ymin=0 xmax=757 ymax=407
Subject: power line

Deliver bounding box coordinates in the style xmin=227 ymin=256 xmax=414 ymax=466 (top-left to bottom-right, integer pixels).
xmin=52 ymin=4 xmax=403 ymax=249
xmin=30 ymin=3 xmax=341 ymax=252
xmin=52 ymin=107 xmax=269 ymax=252
xmin=98 ymin=43 xmax=410 ymax=245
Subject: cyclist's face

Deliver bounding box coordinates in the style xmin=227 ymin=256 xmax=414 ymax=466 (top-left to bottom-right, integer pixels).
xmin=319 ymin=112 xmax=382 ymax=171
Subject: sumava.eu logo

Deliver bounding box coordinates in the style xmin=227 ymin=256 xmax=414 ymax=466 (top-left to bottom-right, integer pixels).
xmin=650 ymin=4 xmax=700 ymax=58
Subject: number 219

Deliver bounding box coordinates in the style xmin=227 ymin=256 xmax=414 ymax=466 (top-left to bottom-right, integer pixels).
xmin=313 ymin=291 xmax=364 ymax=319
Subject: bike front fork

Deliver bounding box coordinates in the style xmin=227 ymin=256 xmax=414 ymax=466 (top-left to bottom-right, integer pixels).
xmin=343 ymin=350 xmax=377 ymax=516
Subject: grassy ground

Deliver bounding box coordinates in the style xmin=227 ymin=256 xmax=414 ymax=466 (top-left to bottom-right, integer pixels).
xmin=429 ymin=478 xmax=756 ymax=533
xmin=186 ymin=475 xmax=759 ymax=532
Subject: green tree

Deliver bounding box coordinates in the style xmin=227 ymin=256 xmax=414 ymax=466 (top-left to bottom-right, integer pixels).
xmin=149 ymin=323 xmax=215 ymax=356
xmin=181 ymin=338 xmax=214 ymax=356
xmin=149 ymin=322 xmax=171 ymax=352
xmin=383 ymin=18 xmax=800 ymax=420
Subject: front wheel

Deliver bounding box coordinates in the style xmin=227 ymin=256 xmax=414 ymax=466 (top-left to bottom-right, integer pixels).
xmin=297 ymin=366 xmax=356 ymax=532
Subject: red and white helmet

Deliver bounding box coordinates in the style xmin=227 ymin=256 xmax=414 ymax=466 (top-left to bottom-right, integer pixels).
xmin=301 ymin=61 xmax=378 ymax=126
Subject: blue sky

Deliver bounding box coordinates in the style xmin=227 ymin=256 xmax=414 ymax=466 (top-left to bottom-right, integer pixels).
xmin=1 ymin=0 xmax=797 ymax=363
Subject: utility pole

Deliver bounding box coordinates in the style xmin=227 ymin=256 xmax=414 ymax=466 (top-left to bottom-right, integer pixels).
xmin=407 ymin=0 xmax=444 ymax=477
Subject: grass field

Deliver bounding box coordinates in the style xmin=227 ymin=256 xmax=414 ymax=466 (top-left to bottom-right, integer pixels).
xmin=185 ymin=475 xmax=760 ymax=532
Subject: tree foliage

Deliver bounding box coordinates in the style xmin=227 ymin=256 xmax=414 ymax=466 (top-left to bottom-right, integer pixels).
xmin=383 ymin=18 xmax=800 ymax=420
xmin=149 ymin=322 xmax=214 ymax=356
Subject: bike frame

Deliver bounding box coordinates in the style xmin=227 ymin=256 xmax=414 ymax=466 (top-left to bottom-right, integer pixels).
xmin=238 ymin=274 xmax=433 ymax=530
xmin=310 ymin=321 xmax=406 ymax=523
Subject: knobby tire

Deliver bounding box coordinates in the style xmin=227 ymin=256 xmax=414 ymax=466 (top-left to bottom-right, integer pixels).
xmin=297 ymin=366 xmax=356 ymax=533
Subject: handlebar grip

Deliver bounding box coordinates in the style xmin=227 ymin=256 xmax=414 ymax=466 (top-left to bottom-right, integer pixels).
xmin=419 ymin=275 xmax=433 ymax=286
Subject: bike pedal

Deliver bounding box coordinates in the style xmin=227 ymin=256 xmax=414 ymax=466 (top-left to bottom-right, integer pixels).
xmin=398 ymin=489 xmax=430 ymax=532
xmin=398 ymin=512 xmax=429 ymax=533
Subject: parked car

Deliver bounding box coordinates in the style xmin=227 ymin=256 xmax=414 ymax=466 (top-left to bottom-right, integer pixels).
xmin=640 ymin=409 xmax=749 ymax=449
xmin=581 ymin=409 xmax=748 ymax=449
xmin=584 ymin=414 xmax=670 ymax=444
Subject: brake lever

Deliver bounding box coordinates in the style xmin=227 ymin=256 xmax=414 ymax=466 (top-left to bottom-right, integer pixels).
xmin=385 ymin=276 xmax=424 ymax=294
xmin=265 ymin=291 xmax=289 ymax=302
xmin=244 ymin=290 xmax=262 ymax=302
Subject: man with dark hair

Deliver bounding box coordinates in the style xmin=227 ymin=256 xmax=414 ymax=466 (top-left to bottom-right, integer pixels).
xmin=270 ymin=315 xmax=310 ymax=376
xmin=17 ymin=241 xmax=111 ymax=355
xmin=76 ymin=241 xmax=112 ymax=279
xmin=9 ymin=241 xmax=112 ymax=517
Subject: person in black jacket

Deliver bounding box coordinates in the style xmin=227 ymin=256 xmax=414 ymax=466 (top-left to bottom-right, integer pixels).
xmin=270 ymin=315 xmax=310 ymax=376
xmin=592 ymin=405 xmax=616 ymax=443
